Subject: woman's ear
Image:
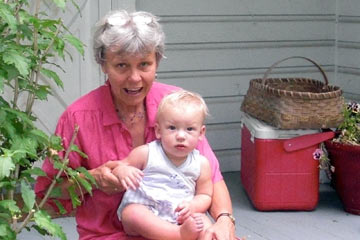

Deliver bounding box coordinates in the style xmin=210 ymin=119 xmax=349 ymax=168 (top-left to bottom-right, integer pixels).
xmin=199 ymin=125 xmax=206 ymax=141
xmin=155 ymin=123 xmax=161 ymax=139
xmin=101 ymin=63 xmax=107 ymax=74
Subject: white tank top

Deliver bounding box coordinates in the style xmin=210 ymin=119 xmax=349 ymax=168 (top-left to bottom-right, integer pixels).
xmin=117 ymin=140 xmax=202 ymax=223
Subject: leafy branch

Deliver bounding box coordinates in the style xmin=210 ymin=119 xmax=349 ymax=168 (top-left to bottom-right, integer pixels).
xmin=0 ymin=0 xmax=92 ymax=239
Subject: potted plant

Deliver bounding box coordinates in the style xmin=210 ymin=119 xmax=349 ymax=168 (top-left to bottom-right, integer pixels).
xmin=324 ymin=101 xmax=360 ymax=215
xmin=0 ymin=1 xmax=95 ymax=239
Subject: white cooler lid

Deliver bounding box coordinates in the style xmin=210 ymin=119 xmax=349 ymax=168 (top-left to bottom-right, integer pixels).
xmin=240 ymin=112 xmax=319 ymax=139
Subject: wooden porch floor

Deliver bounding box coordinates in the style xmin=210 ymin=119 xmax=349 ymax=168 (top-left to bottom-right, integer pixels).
xmin=19 ymin=171 xmax=359 ymax=240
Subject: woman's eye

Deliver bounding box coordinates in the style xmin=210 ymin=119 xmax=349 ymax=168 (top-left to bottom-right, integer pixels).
xmin=117 ymin=63 xmax=127 ymax=68
xmin=140 ymin=62 xmax=150 ymax=68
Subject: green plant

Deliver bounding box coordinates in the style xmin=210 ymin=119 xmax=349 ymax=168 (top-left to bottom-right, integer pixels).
xmin=0 ymin=0 xmax=95 ymax=239
xmin=314 ymin=101 xmax=360 ymax=180
xmin=333 ymin=101 xmax=360 ymax=146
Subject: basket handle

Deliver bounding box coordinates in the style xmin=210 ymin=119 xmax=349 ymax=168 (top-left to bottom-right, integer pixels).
xmin=262 ymin=56 xmax=329 ymax=85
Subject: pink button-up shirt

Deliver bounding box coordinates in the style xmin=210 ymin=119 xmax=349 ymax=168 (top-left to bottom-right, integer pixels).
xmin=35 ymin=81 xmax=223 ymax=240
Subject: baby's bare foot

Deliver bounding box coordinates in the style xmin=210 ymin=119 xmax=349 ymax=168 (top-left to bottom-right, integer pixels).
xmin=180 ymin=213 xmax=204 ymax=240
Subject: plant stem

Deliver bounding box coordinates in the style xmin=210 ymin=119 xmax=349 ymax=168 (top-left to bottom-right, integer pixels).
xmin=25 ymin=0 xmax=40 ymax=115
xmin=26 ymin=20 xmax=62 ymax=114
xmin=12 ymin=1 xmax=22 ymax=109
xmin=15 ymin=125 xmax=80 ymax=234
xmin=10 ymin=164 xmax=20 ymax=229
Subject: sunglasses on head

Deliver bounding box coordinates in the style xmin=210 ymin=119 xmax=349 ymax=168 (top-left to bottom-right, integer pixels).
xmin=107 ymin=14 xmax=153 ymax=27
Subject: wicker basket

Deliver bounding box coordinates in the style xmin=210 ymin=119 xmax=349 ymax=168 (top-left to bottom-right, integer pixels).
xmin=241 ymin=56 xmax=344 ymax=129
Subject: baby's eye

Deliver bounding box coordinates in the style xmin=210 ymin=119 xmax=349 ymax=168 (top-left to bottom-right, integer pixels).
xmin=168 ymin=125 xmax=176 ymax=130
xmin=187 ymin=127 xmax=194 ymax=131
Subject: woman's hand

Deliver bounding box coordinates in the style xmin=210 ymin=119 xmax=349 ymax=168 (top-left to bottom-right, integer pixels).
xmin=202 ymin=216 xmax=236 ymax=240
xmin=88 ymin=161 xmax=124 ymax=194
xmin=112 ymin=163 xmax=143 ymax=190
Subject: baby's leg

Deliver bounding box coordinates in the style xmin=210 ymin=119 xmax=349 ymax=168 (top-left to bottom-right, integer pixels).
xmin=180 ymin=213 xmax=204 ymax=240
xmin=196 ymin=214 xmax=213 ymax=240
xmin=121 ymin=203 xmax=200 ymax=240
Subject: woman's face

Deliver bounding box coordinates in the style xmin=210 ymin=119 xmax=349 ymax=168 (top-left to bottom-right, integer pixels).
xmin=101 ymin=50 xmax=157 ymax=107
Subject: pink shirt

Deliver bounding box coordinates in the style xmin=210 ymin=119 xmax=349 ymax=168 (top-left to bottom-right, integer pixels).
xmin=35 ymin=81 xmax=223 ymax=240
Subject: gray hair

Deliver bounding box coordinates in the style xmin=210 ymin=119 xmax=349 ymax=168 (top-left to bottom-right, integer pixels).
xmin=93 ymin=10 xmax=165 ymax=65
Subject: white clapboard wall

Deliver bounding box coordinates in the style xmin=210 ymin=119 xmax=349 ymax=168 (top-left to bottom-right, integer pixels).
xmin=31 ymin=0 xmax=360 ymax=174
xmin=336 ymin=0 xmax=360 ymax=101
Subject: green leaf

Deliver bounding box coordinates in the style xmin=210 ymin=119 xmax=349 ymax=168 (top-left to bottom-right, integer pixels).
xmin=5 ymin=65 xmax=19 ymax=81
xmin=41 ymin=68 xmax=64 ymax=89
xmin=0 ymin=155 xmax=15 ymax=180
xmin=30 ymin=129 xmax=49 ymax=145
xmin=2 ymin=49 xmax=30 ymax=77
xmin=34 ymin=210 xmax=66 ymax=240
xmin=0 ymin=3 xmax=17 ymax=31
xmin=0 ymin=200 xmax=20 ymax=214
xmin=68 ymin=184 xmax=81 ymax=208
xmin=0 ymin=180 xmax=15 ymax=190
xmin=49 ymin=186 xmax=62 ymax=198
xmin=53 ymin=160 xmax=65 ymax=170
xmin=64 ymin=34 xmax=85 ymax=56
xmin=75 ymin=174 xmax=92 ymax=196
xmin=50 ymin=135 xmax=64 ymax=151
xmin=53 ymin=199 xmax=67 ymax=215
xmin=11 ymin=136 xmax=38 ymax=160
xmin=0 ymin=212 xmax=11 ymax=220
xmin=77 ymin=167 xmax=97 ymax=187
xmin=0 ymin=222 xmax=16 ymax=239
xmin=22 ymin=167 xmax=46 ymax=177
xmin=3 ymin=107 xmax=34 ymax=127
xmin=70 ymin=144 xmax=88 ymax=159
xmin=0 ymin=74 xmax=4 ymax=93
xmin=34 ymin=85 xmax=51 ymax=100
xmin=53 ymin=0 xmax=66 ymax=10
xmin=0 ymin=109 xmax=6 ymax=125
xmin=21 ymin=179 xmax=35 ymax=211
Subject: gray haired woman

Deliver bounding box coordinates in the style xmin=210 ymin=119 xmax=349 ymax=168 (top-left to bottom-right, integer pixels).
xmin=36 ymin=9 xmax=237 ymax=240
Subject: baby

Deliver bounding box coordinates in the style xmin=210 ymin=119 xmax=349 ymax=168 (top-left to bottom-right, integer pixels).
xmin=113 ymin=90 xmax=213 ymax=240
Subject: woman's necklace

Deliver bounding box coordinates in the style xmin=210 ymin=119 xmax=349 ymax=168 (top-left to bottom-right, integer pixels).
xmin=116 ymin=108 xmax=146 ymax=125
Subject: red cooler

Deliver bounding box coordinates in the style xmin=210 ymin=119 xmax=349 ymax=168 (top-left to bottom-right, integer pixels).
xmin=240 ymin=112 xmax=334 ymax=211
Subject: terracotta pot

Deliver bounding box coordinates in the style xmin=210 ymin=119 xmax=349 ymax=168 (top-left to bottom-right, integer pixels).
xmin=325 ymin=140 xmax=360 ymax=215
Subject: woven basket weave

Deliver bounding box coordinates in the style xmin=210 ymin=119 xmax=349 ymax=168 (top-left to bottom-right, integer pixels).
xmin=241 ymin=56 xmax=344 ymax=129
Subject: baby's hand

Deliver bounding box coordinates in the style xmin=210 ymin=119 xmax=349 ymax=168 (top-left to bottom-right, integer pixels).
xmin=175 ymin=201 xmax=192 ymax=224
xmin=112 ymin=164 xmax=143 ymax=190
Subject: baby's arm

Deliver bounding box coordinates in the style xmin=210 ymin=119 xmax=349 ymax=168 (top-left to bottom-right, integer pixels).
xmin=176 ymin=156 xmax=213 ymax=223
xmin=112 ymin=145 xmax=148 ymax=190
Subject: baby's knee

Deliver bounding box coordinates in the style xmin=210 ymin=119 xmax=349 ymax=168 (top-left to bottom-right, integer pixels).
xmin=121 ymin=204 xmax=148 ymax=236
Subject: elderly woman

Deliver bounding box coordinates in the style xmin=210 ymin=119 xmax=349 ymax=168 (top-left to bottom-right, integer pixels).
xmin=35 ymin=10 xmax=236 ymax=240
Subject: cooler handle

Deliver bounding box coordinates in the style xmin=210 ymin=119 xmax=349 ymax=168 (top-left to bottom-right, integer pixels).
xmin=283 ymin=131 xmax=335 ymax=152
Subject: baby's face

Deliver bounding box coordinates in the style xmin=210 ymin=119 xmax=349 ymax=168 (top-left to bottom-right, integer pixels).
xmin=155 ymin=105 xmax=205 ymax=163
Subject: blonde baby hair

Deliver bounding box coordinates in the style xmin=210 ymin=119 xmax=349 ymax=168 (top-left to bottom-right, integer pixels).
xmin=156 ymin=90 xmax=209 ymax=123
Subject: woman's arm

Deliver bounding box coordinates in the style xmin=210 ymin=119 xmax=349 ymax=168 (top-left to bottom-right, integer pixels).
xmin=206 ymin=180 xmax=236 ymax=240
xmin=195 ymin=137 xmax=236 ymax=239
